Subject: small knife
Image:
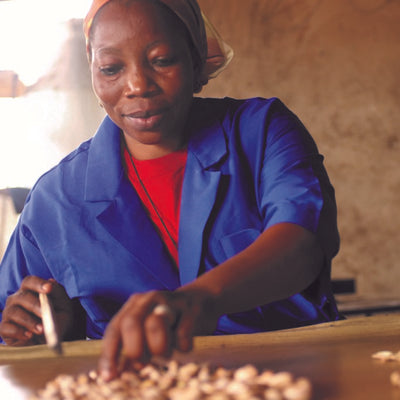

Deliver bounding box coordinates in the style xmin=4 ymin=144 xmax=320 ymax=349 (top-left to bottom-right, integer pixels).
xmin=39 ymin=292 xmax=63 ymax=355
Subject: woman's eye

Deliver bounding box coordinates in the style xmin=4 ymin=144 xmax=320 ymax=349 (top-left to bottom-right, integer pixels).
xmin=152 ymin=57 xmax=176 ymax=67
xmin=99 ymin=65 xmax=122 ymax=76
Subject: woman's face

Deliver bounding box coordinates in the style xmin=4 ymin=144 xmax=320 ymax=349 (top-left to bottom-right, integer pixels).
xmin=90 ymin=0 xmax=196 ymax=159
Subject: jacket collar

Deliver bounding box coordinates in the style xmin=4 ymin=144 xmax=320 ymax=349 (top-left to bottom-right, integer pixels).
xmin=84 ymin=116 xmax=123 ymax=202
xmin=186 ymin=97 xmax=227 ymax=169
xmin=85 ymin=98 xmax=228 ymax=201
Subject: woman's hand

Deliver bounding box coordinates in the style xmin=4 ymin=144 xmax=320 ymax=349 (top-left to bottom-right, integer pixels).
xmin=98 ymin=223 xmax=324 ymax=381
xmin=98 ymin=289 xmax=219 ymax=381
xmin=0 ymin=276 xmax=75 ymax=346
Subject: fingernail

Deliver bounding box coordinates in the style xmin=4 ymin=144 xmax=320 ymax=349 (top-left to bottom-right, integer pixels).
xmin=41 ymin=282 xmax=52 ymax=291
xmin=99 ymin=359 xmax=112 ymax=381
xmin=24 ymin=331 xmax=33 ymax=338
xmin=35 ymin=324 xmax=43 ymax=334
xmin=100 ymin=368 xmax=112 ymax=381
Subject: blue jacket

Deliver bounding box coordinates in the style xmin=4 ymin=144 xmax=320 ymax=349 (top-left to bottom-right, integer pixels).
xmin=0 ymin=97 xmax=340 ymax=339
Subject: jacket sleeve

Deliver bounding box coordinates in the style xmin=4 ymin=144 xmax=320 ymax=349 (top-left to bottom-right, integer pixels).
xmin=248 ymin=98 xmax=339 ymax=260
xmin=0 ymin=218 xmax=53 ymax=328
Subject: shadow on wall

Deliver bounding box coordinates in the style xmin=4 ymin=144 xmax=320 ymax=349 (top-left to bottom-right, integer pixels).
xmin=0 ymin=187 xmax=29 ymax=259
xmin=0 ymin=187 xmax=30 ymax=214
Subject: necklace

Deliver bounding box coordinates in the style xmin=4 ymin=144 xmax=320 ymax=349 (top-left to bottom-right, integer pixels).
xmin=122 ymin=136 xmax=178 ymax=250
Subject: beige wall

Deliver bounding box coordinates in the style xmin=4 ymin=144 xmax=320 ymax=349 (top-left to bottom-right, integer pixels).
xmin=1 ymin=1 xmax=399 ymax=298
xmin=0 ymin=195 xmax=18 ymax=258
xmin=198 ymin=0 xmax=400 ymax=298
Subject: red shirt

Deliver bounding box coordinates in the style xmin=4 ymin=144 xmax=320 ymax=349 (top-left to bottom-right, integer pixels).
xmin=123 ymin=148 xmax=187 ymax=267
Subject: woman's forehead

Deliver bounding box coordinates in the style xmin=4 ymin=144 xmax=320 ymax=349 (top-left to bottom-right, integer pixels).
xmin=90 ymin=0 xmax=187 ymax=45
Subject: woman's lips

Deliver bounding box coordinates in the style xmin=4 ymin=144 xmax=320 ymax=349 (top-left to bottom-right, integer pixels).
xmin=124 ymin=109 xmax=156 ymax=118
xmin=122 ymin=109 xmax=165 ymax=130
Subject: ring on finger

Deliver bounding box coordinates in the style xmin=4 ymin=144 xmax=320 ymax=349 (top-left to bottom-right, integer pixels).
xmin=153 ymin=304 xmax=177 ymax=326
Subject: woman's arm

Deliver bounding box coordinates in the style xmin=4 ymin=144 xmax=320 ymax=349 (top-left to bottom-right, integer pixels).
xmin=99 ymin=221 xmax=323 ymax=380
xmin=0 ymin=220 xmax=86 ymax=345
xmin=179 ymin=222 xmax=323 ymax=317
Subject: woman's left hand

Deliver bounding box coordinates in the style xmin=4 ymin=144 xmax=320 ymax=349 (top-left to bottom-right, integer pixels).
xmin=98 ymin=289 xmax=219 ymax=380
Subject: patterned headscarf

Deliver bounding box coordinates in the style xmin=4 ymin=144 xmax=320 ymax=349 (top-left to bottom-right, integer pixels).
xmin=83 ymin=0 xmax=233 ymax=86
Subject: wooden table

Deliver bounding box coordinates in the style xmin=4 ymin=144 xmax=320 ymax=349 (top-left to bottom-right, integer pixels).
xmin=1 ymin=313 xmax=400 ymax=400
xmin=336 ymin=294 xmax=400 ymax=316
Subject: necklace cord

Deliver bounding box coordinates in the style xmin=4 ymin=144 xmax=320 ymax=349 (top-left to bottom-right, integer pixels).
xmin=121 ymin=135 xmax=178 ymax=249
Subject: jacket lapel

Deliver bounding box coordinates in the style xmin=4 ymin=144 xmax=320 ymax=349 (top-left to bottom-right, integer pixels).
xmin=84 ymin=117 xmax=180 ymax=290
xmin=178 ymin=100 xmax=228 ymax=285
xmin=178 ymin=164 xmax=222 ymax=285
xmin=98 ymin=184 xmax=180 ymax=289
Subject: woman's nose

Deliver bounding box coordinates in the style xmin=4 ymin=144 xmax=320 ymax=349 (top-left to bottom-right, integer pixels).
xmin=124 ymin=66 xmax=155 ymax=97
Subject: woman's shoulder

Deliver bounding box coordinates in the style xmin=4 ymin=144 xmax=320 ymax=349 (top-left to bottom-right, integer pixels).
xmin=193 ymin=96 xmax=287 ymax=111
xmin=192 ymin=96 xmax=294 ymax=126
xmin=28 ymin=115 xmax=120 ymax=196
xmin=19 ymin=140 xmax=92 ymax=221
xmin=31 ymin=139 xmax=92 ymax=192
xmin=192 ymin=96 xmax=304 ymax=136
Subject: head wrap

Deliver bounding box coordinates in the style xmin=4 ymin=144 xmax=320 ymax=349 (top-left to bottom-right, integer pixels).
xmin=83 ymin=0 xmax=233 ymax=85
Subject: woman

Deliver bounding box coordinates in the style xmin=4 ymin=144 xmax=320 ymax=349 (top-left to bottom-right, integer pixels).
xmin=0 ymin=0 xmax=340 ymax=380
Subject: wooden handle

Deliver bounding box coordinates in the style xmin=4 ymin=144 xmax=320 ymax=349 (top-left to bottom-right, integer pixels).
xmin=39 ymin=293 xmax=62 ymax=355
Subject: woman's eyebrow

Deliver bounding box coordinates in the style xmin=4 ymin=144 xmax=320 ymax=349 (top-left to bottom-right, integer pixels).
xmin=94 ymin=47 xmax=123 ymax=57
xmin=94 ymin=40 xmax=170 ymax=56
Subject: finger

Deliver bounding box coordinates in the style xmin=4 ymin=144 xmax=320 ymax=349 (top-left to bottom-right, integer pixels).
xmin=117 ymin=292 xmax=162 ymax=362
xmin=45 ymin=281 xmax=71 ymax=314
xmin=152 ymin=304 xmax=178 ymax=326
xmin=20 ymin=275 xmax=54 ymax=294
xmin=0 ymin=320 xmax=36 ymax=346
xmin=174 ymin=311 xmax=197 ymax=353
xmin=5 ymin=304 xmax=43 ymax=335
xmin=119 ymin=311 xmax=147 ymax=361
xmin=99 ymin=295 xmax=149 ymax=380
xmin=4 ymin=292 xmax=44 ymax=329
xmin=99 ymin=321 xmax=123 ymax=381
xmin=46 ymin=280 xmax=67 ymax=299
xmin=145 ymin=312 xmax=173 ymax=357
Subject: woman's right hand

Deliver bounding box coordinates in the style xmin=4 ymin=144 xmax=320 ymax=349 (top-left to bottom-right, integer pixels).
xmin=0 ymin=276 xmax=74 ymax=346
xmin=98 ymin=288 xmax=220 ymax=380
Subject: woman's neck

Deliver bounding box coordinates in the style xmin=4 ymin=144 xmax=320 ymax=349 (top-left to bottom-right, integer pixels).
xmin=122 ymin=133 xmax=187 ymax=161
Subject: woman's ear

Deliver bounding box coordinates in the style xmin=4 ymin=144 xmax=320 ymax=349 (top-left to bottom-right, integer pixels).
xmin=192 ymin=58 xmax=208 ymax=93
xmin=187 ymin=43 xmax=204 ymax=93
xmin=193 ymin=72 xmax=203 ymax=93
